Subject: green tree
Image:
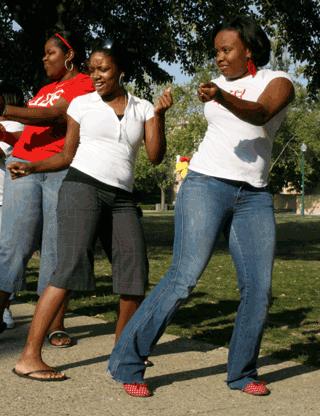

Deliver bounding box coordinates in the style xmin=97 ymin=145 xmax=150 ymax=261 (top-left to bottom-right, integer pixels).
xmin=136 ymin=73 xmax=320 ymax=201
xmin=134 ymin=64 xmax=215 ymax=206
xmin=1 ymin=1 xmax=319 ymax=95
xmin=270 ymin=85 xmax=320 ymax=194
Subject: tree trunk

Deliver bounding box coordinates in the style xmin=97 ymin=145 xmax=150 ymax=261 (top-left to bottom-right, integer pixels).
xmin=160 ymin=187 xmax=166 ymax=210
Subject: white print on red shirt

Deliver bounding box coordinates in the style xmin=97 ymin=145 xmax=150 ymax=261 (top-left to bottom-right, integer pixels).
xmin=28 ymin=89 xmax=64 ymax=107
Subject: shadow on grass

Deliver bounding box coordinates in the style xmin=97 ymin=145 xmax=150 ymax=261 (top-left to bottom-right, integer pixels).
xmin=69 ymin=303 xmax=118 ymax=317
xmin=267 ymin=306 xmax=312 ymax=328
xmin=276 ymin=219 xmax=320 ymax=243
xmin=276 ymin=241 xmax=320 ymax=261
xmin=17 ymin=274 xmax=114 ymax=303
xmin=165 ymin=300 xmax=319 ymax=367
xmin=269 ymin=341 xmax=320 ymax=367
xmin=143 ymin=213 xmax=320 ymax=260
xmin=173 ymin=300 xmax=238 ymax=327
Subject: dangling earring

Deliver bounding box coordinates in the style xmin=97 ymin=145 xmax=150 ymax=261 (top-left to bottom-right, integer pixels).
xmin=247 ymin=58 xmax=257 ymax=77
xmin=119 ymin=73 xmax=125 ymax=87
xmin=65 ymin=59 xmax=74 ymax=72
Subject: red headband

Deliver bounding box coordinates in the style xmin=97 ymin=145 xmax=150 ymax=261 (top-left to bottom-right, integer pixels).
xmin=54 ymin=33 xmax=72 ymax=50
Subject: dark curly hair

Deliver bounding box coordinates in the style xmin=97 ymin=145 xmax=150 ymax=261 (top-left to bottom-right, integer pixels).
xmin=212 ymin=16 xmax=271 ymax=67
xmin=90 ymin=39 xmax=132 ymax=81
xmin=50 ymin=31 xmax=87 ymax=68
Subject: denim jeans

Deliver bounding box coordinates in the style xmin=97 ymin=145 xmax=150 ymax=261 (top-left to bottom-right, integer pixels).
xmin=108 ymin=170 xmax=275 ymax=389
xmin=0 ymin=157 xmax=67 ymax=295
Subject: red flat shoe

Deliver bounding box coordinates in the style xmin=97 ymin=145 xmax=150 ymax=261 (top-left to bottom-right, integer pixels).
xmin=123 ymin=382 xmax=152 ymax=397
xmin=242 ymin=381 xmax=270 ymax=396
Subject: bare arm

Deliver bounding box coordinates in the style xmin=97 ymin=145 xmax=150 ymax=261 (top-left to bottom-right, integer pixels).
xmin=0 ymin=128 xmax=22 ymax=146
xmin=0 ymin=95 xmax=69 ymax=126
xmin=198 ymin=77 xmax=295 ymax=126
xmin=144 ymin=88 xmax=173 ymax=165
xmin=8 ymin=115 xmax=80 ymax=179
xmin=0 ymin=122 xmax=23 ymax=147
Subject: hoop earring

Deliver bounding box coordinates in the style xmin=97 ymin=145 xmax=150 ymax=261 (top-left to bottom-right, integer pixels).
xmin=65 ymin=59 xmax=74 ymax=72
xmin=119 ymin=73 xmax=125 ymax=87
xmin=247 ymin=58 xmax=257 ymax=77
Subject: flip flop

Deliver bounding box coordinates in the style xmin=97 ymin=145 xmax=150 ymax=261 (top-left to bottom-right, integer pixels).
xmin=12 ymin=368 xmax=68 ymax=382
xmin=47 ymin=330 xmax=75 ymax=348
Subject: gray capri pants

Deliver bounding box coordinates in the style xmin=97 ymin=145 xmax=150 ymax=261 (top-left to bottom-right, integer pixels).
xmin=50 ymin=171 xmax=148 ymax=296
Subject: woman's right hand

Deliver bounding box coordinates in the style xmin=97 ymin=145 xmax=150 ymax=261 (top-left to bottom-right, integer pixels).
xmin=197 ymin=82 xmax=220 ymax=102
xmin=154 ymin=88 xmax=173 ymax=115
xmin=7 ymin=161 xmax=35 ymax=179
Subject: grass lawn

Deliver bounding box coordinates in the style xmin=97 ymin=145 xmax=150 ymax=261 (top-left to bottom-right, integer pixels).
xmin=18 ymin=212 xmax=320 ymax=367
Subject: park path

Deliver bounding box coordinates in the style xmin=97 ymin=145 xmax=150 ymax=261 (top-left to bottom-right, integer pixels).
xmin=0 ymin=302 xmax=319 ymax=416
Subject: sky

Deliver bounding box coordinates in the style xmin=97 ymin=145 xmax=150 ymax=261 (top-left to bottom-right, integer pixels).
xmin=159 ymin=61 xmax=192 ymax=85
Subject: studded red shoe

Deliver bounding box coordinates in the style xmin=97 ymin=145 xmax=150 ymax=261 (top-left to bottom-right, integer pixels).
xmin=242 ymin=381 xmax=270 ymax=396
xmin=123 ymin=382 xmax=152 ymax=397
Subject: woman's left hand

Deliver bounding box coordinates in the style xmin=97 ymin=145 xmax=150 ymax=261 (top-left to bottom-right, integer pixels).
xmin=154 ymin=88 xmax=173 ymax=116
xmin=198 ymin=82 xmax=220 ymax=102
xmin=7 ymin=161 xmax=34 ymax=179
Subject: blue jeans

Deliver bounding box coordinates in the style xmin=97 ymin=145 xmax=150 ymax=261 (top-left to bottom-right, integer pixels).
xmin=108 ymin=171 xmax=275 ymax=389
xmin=0 ymin=157 xmax=67 ymax=295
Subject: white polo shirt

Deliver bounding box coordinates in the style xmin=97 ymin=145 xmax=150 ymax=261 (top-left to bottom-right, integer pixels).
xmin=189 ymin=69 xmax=293 ymax=187
xmin=67 ymin=91 xmax=154 ymax=192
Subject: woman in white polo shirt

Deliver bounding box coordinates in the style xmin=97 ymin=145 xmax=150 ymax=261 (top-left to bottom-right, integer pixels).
xmin=107 ymin=16 xmax=295 ymax=397
xmin=10 ymin=39 xmax=173 ymax=381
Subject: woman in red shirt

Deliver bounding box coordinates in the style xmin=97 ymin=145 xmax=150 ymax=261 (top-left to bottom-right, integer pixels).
xmin=0 ymin=32 xmax=94 ymax=345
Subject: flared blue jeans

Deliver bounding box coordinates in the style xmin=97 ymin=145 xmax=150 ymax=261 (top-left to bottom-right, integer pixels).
xmin=108 ymin=171 xmax=275 ymax=389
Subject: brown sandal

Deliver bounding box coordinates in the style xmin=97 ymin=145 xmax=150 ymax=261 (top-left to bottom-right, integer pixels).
xmin=12 ymin=368 xmax=68 ymax=382
xmin=47 ymin=330 xmax=74 ymax=348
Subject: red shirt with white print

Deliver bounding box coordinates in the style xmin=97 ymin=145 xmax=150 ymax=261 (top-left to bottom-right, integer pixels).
xmin=13 ymin=73 xmax=94 ymax=162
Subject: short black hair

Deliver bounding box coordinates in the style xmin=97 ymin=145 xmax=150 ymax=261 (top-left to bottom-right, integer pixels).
xmin=212 ymin=16 xmax=271 ymax=67
xmin=50 ymin=31 xmax=87 ymax=68
xmin=90 ymin=39 xmax=131 ymax=79
xmin=0 ymin=81 xmax=24 ymax=106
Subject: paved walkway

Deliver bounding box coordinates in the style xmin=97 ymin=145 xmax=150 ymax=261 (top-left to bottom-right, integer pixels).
xmin=0 ymin=303 xmax=319 ymax=416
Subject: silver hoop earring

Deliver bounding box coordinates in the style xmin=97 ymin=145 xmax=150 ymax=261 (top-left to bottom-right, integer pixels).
xmin=65 ymin=59 xmax=74 ymax=72
xmin=119 ymin=73 xmax=125 ymax=87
